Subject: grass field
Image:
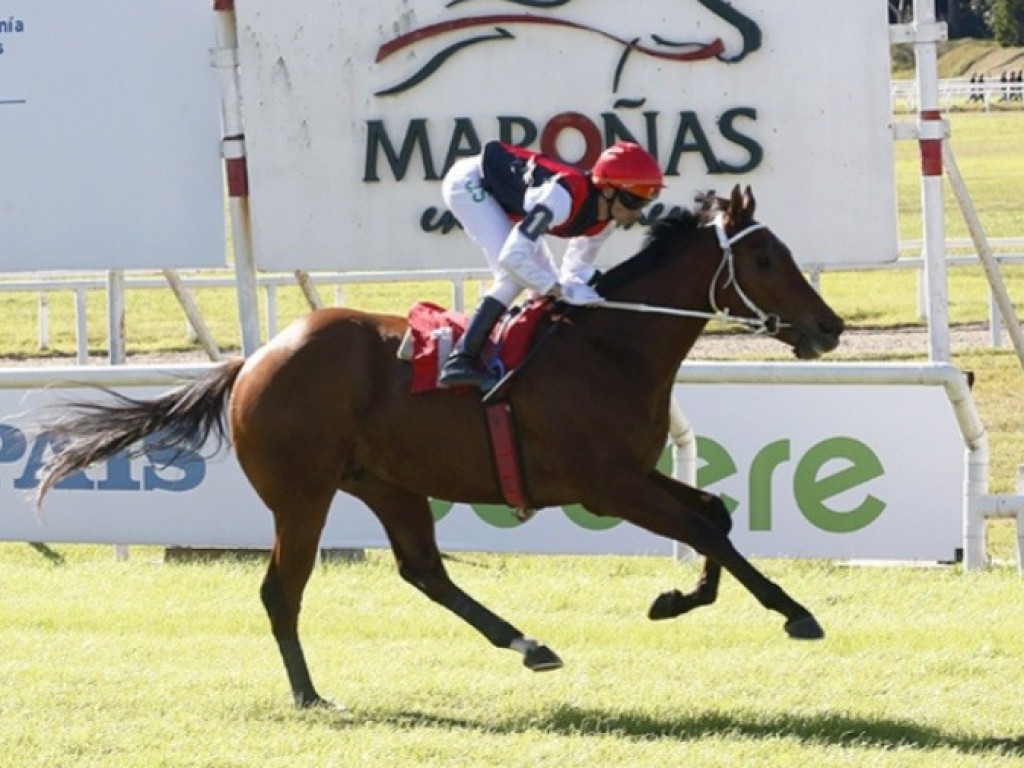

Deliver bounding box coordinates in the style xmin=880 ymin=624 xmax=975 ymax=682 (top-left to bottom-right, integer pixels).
xmin=1 ymin=547 xmax=1023 ymax=767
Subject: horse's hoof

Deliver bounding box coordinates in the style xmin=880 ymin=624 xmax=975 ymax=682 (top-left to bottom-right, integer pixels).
xmin=785 ymin=614 xmax=825 ymax=640
xmin=296 ymin=694 xmax=345 ymax=711
xmin=524 ymin=644 xmax=563 ymax=672
xmin=648 ymin=589 xmax=684 ymax=620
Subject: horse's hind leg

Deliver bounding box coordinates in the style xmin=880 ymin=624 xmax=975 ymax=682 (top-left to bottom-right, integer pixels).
xmin=259 ymin=491 xmax=334 ymax=708
xmin=349 ymin=476 xmax=563 ymax=671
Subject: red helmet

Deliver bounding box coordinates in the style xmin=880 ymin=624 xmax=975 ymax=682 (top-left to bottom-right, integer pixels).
xmin=591 ymin=142 xmax=664 ymax=200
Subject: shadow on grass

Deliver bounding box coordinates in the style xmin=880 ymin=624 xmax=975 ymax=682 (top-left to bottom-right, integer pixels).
xmin=29 ymin=542 xmax=65 ymax=565
xmin=311 ymin=704 xmax=1024 ymax=758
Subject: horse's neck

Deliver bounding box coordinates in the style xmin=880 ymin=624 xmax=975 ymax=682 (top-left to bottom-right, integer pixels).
xmin=610 ymin=227 xmax=720 ymax=308
xmin=592 ymin=232 xmax=720 ymax=382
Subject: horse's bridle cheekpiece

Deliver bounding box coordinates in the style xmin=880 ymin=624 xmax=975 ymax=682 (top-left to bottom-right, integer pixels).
xmin=595 ymin=213 xmax=786 ymax=337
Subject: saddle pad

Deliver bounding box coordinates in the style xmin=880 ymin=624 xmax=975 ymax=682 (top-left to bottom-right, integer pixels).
xmin=406 ymin=302 xmax=465 ymax=393
xmin=405 ymin=299 xmax=552 ymax=394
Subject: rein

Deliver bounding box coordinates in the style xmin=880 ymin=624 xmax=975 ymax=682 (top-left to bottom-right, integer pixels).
xmin=594 ymin=215 xmax=785 ymax=336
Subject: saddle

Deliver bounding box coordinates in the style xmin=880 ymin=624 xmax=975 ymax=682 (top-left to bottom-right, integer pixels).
xmin=398 ymin=298 xmax=555 ymax=394
xmin=397 ymin=298 xmax=559 ymax=520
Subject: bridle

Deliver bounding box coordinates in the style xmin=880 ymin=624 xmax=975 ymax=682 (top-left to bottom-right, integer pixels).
xmin=594 ymin=213 xmax=787 ymax=336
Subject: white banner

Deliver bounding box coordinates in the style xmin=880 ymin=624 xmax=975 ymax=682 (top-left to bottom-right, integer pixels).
xmin=0 ymin=381 xmax=961 ymax=562
xmin=235 ymin=0 xmax=898 ymax=271
xmin=0 ymin=2 xmax=224 ymax=271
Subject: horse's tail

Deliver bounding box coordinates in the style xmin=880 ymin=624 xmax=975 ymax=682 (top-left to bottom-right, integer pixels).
xmin=34 ymin=358 xmax=246 ymax=506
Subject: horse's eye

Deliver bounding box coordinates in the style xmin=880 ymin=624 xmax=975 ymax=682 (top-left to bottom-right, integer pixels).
xmin=755 ymin=253 xmax=771 ymax=268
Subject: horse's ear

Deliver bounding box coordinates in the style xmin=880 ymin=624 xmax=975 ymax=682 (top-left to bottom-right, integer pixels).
xmin=743 ymin=186 xmax=756 ymax=219
xmin=727 ymin=184 xmax=744 ymax=225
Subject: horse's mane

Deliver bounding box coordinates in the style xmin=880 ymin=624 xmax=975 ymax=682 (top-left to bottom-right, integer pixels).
xmin=595 ymin=206 xmax=708 ymax=295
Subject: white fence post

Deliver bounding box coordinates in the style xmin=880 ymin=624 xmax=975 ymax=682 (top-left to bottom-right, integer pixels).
xmin=107 ymin=270 xmax=126 ymax=365
xmin=74 ymin=288 xmax=89 ymax=364
xmin=37 ymin=293 xmax=49 ymax=351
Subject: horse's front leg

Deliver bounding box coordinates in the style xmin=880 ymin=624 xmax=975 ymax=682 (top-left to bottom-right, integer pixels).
xmin=647 ymin=476 xmax=727 ymax=620
xmin=648 ymin=558 xmax=723 ymax=620
xmin=586 ymin=470 xmax=824 ymax=640
xmin=353 ymin=478 xmax=563 ymax=672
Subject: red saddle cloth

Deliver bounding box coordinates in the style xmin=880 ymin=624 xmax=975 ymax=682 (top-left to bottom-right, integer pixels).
xmin=407 ymin=299 xmax=552 ymax=393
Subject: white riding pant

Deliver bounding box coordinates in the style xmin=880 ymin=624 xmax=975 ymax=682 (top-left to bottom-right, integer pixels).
xmin=443 ymin=156 xmax=561 ymax=307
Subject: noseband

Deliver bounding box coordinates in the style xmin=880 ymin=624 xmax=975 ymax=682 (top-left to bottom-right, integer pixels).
xmin=595 ymin=214 xmax=788 ymax=336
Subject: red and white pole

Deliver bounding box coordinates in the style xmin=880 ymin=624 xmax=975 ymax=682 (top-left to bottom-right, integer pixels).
xmin=912 ymin=0 xmax=950 ymax=361
xmin=213 ymin=0 xmax=262 ymax=355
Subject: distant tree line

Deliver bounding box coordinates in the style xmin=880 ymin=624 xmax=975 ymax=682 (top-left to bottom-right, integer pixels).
xmin=889 ymin=0 xmax=1024 ymax=45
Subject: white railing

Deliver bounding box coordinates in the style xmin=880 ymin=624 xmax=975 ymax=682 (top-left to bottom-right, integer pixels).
xmin=0 ymin=268 xmax=491 ymax=364
xmin=817 ymin=238 xmax=1024 ymax=349
xmin=892 ymin=77 xmax=1024 ymax=112
xmin=1 ymin=238 xmax=1021 ymax=363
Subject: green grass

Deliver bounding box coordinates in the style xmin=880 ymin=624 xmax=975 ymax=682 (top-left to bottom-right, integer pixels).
xmin=894 ymin=112 xmax=1024 ymax=244
xmin=1 ymin=546 xmax=1023 ymax=767
xmin=951 ymin=350 xmax=1024 ymax=499
xmin=892 ymin=39 xmax=1024 ymax=80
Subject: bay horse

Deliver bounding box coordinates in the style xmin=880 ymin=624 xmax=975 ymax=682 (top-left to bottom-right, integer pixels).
xmin=35 ymin=186 xmax=843 ymax=708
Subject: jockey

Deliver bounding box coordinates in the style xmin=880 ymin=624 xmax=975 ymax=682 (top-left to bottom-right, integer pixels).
xmin=439 ymin=140 xmax=664 ymax=390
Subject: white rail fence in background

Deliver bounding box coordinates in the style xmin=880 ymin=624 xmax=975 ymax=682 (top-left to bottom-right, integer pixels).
xmin=1 ymin=238 xmax=1021 ymax=363
xmin=1 ymin=268 xmax=491 ymax=364
xmin=891 ymin=78 xmax=1024 ymax=112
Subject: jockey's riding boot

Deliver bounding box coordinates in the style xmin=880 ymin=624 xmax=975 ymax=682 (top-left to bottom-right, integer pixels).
xmin=439 ymin=296 xmax=507 ymax=390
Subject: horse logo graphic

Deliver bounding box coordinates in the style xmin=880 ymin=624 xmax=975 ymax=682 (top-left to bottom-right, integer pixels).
xmin=375 ymin=0 xmax=761 ymax=103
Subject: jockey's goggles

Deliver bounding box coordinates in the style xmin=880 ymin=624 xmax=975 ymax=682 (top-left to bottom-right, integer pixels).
xmin=615 ymin=189 xmax=656 ymax=211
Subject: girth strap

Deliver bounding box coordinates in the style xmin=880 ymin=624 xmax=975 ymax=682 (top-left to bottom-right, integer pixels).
xmin=484 ymin=402 xmax=530 ymax=511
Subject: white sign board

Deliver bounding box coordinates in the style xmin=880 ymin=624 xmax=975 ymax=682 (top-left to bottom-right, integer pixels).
xmin=680 ymin=383 xmax=962 ymax=560
xmin=0 ymin=381 xmax=961 ymax=562
xmin=235 ymin=0 xmax=898 ymax=271
xmin=0 ymin=2 xmax=225 ymax=271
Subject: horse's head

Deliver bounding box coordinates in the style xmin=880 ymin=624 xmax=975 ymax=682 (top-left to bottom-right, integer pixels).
xmin=705 ymin=186 xmax=844 ymax=359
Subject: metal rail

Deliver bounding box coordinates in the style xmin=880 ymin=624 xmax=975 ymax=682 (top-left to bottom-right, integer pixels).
xmin=1 ymin=246 xmax=1020 ymax=364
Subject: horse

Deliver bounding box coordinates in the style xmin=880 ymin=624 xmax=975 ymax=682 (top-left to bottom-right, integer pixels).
xmin=34 ymin=186 xmax=844 ymax=708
